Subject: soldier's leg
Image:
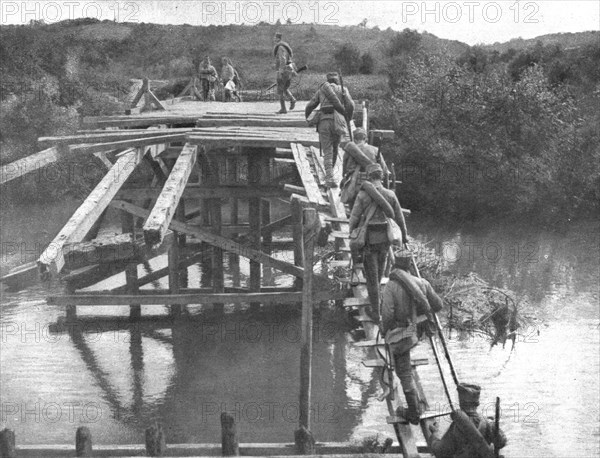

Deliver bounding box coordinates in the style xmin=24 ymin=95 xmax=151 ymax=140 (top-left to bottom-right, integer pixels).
xmin=284 ymin=78 xmax=296 ymax=110
xmin=362 ymin=245 xmax=381 ymax=322
xmin=319 ymin=120 xmax=336 ymax=186
xmin=376 ymin=243 xmax=390 ymax=284
xmin=201 ymin=80 xmax=209 ymax=101
xmin=393 ymin=348 xmax=421 ymax=424
xmin=276 ymin=74 xmax=287 ymax=113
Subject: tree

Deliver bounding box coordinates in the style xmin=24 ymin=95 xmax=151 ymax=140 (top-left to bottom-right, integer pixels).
xmin=359 ymin=18 xmax=368 ymax=28
xmin=359 ymin=52 xmax=375 ymax=74
xmin=333 ymin=43 xmax=361 ymax=74
xmin=387 ymin=28 xmax=422 ymax=57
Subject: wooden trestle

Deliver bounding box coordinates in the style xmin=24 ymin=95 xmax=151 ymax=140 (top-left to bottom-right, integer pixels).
xmin=1 ymin=100 xmax=446 ymax=456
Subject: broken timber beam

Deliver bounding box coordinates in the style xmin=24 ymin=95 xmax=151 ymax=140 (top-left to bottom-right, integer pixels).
xmin=0 ymin=146 xmax=59 ymax=185
xmin=143 ymin=143 xmax=197 ymax=246
xmin=38 ymin=148 xmax=145 ymax=276
xmin=112 ymin=200 xmax=304 ymax=278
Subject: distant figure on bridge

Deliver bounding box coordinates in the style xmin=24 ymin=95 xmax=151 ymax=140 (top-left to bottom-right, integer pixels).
xmin=199 ymin=56 xmax=218 ymax=101
xmin=349 ymin=164 xmax=407 ymax=322
xmin=273 ymin=32 xmax=297 ymax=114
xmin=221 ymin=57 xmax=242 ymax=102
xmin=341 ymin=128 xmax=389 ymax=206
xmin=381 ymin=247 xmax=442 ymax=425
xmin=305 ymin=72 xmax=355 ymax=188
xmin=428 ymin=383 xmax=507 ymax=457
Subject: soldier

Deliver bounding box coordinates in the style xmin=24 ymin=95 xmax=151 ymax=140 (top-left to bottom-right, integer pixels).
xmin=341 ymin=127 xmax=389 ymax=205
xmin=305 ymin=72 xmax=355 ymax=188
xmin=199 ymin=56 xmax=218 ymax=101
xmin=428 ymin=384 xmax=508 ymax=458
xmin=349 ymin=164 xmax=408 ymax=321
xmin=273 ymin=32 xmax=297 ymax=114
xmin=381 ymin=246 xmax=443 ymax=425
xmin=221 ymin=57 xmax=242 ymax=102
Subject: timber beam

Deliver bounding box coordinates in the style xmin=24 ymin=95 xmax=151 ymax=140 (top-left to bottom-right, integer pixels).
xmin=143 ymin=143 xmax=198 ymax=246
xmin=38 ymin=148 xmax=145 ymax=276
xmin=47 ymin=288 xmax=347 ymax=306
xmin=111 ymin=200 xmax=304 ymax=278
xmin=117 ymin=185 xmax=289 ymax=200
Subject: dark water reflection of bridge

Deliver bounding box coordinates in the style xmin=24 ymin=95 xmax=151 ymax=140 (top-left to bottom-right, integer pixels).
xmin=56 ymin=307 xmax=374 ymax=444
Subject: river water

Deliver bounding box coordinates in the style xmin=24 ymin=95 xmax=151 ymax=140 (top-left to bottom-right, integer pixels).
xmin=0 ymin=201 xmax=598 ymax=458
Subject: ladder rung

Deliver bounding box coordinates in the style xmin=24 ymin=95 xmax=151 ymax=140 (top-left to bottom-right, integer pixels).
xmin=330 ymin=231 xmax=349 ymax=239
xmin=344 ymin=297 xmax=370 ymax=307
xmin=387 ymin=415 xmax=409 ymax=425
xmin=363 ymin=359 xmax=386 ymax=368
xmin=324 ymin=216 xmax=349 ymax=223
xmin=327 ymin=260 xmax=350 ymax=268
xmin=362 ymin=358 xmax=429 ymax=368
xmin=353 ymin=340 xmax=384 ymax=347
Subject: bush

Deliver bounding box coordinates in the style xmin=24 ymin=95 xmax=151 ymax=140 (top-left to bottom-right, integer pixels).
xmin=359 ymin=52 xmax=375 ymax=74
xmin=370 ymin=52 xmax=599 ymax=222
xmin=333 ymin=43 xmax=361 ymax=75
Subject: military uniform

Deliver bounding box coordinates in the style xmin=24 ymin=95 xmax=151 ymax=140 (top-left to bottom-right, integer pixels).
xmin=381 ymin=250 xmax=443 ymax=424
xmin=221 ymin=58 xmax=241 ymax=102
xmin=428 ymin=384 xmax=507 ymax=458
xmin=274 ymin=35 xmax=296 ymax=113
xmin=199 ymin=59 xmax=218 ymax=101
xmin=305 ymin=74 xmax=355 ymax=187
xmin=341 ymin=130 xmax=389 ymax=205
xmin=348 ymin=165 xmax=407 ymax=321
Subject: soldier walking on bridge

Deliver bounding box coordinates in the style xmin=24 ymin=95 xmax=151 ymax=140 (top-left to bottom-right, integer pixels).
xmin=305 ymin=72 xmax=355 ymax=188
xmin=221 ymin=57 xmax=242 ymax=102
xmin=349 ymin=164 xmax=407 ymax=320
xmin=273 ymin=32 xmax=297 ymax=114
xmin=381 ymin=247 xmax=443 ymax=425
xmin=199 ymin=56 xmax=218 ymax=101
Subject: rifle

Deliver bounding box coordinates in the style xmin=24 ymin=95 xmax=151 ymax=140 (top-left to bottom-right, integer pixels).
xmin=338 ymin=69 xmax=353 ymax=142
xmin=495 ymin=397 xmax=501 ymax=457
xmin=265 ymin=64 xmax=308 ymax=92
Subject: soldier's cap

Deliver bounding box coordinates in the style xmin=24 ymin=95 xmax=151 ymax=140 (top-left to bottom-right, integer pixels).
xmin=392 ymin=247 xmax=413 ymax=266
xmin=353 ymin=127 xmax=367 ymax=139
xmin=366 ymin=163 xmax=383 ymax=176
xmin=275 ymin=32 xmax=282 ymax=39
xmin=457 ymin=383 xmax=481 ymax=410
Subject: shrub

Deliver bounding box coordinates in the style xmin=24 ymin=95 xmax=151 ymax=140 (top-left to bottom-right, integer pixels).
xmin=333 ymin=43 xmax=361 ymax=75
xmin=359 ymin=52 xmax=375 ymax=74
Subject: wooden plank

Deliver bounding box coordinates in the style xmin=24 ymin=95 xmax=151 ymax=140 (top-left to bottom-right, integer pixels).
xmin=0 ymin=147 xmax=59 ymax=185
xmin=46 ymin=289 xmax=345 ymax=306
xmin=188 ymin=136 xmax=319 ymax=149
xmin=118 ymin=185 xmax=288 ymax=200
xmin=70 ymin=134 xmax=186 ymax=155
xmin=111 ymin=200 xmax=304 ymax=278
xmin=309 ymin=146 xmax=326 ymax=186
xmin=38 ymin=148 xmax=144 ymax=276
xmin=344 ymin=297 xmax=370 ymax=307
xmin=143 ymin=143 xmax=197 ymax=246
xmin=291 ymin=143 xmax=327 ymax=206
xmin=38 ymin=129 xmax=192 ymax=147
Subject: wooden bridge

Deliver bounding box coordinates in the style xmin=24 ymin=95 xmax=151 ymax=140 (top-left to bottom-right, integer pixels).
xmin=0 ymin=99 xmax=455 ymax=457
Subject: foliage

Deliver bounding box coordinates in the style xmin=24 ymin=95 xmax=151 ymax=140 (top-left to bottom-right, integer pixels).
xmin=333 ymin=43 xmax=361 ymax=75
xmin=371 ymin=45 xmax=600 ymax=222
xmin=359 ymin=52 xmax=375 ymax=74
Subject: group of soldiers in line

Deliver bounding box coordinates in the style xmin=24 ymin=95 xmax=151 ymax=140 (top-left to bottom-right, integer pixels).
xmin=197 ymin=56 xmax=242 ymax=102
xmin=270 ymin=31 xmax=508 ymax=458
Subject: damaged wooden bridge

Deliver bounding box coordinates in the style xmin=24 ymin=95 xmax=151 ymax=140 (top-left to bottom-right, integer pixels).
xmin=0 ymin=100 xmax=449 ymax=457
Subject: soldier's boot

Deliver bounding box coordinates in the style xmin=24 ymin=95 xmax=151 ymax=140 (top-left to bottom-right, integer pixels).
xmin=403 ymin=390 xmax=422 ymax=425
xmin=277 ymin=99 xmax=287 ymax=114
xmin=324 ymin=155 xmax=338 ymax=188
xmin=289 ymin=98 xmax=296 ymax=111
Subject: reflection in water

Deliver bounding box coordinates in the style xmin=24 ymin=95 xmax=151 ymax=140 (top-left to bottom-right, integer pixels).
xmin=0 ymin=204 xmax=598 ymax=457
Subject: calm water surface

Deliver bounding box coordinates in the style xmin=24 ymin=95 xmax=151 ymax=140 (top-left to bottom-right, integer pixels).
xmin=1 ymin=202 xmax=598 ymax=457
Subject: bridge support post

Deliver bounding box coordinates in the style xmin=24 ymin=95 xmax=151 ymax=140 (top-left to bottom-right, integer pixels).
xmin=296 ymin=208 xmax=317 ymax=454
xmin=121 ymin=208 xmax=141 ymax=321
